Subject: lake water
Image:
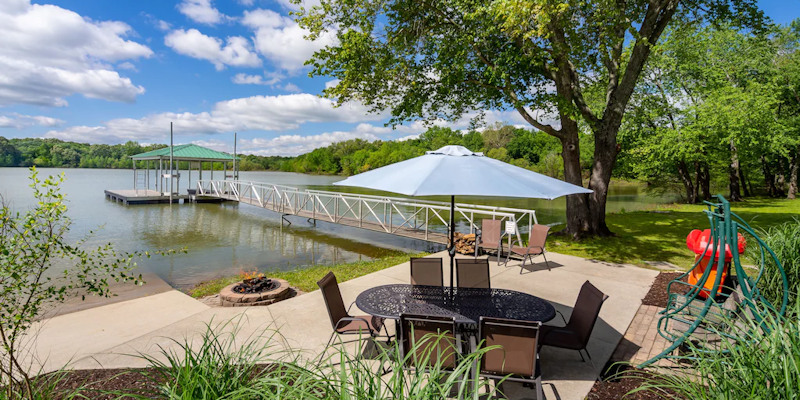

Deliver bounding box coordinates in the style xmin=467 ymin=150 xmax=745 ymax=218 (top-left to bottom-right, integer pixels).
xmin=0 ymin=168 xmax=674 ymax=288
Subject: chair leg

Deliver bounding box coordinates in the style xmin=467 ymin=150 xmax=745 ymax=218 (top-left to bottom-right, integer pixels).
xmin=542 ymin=251 xmax=551 ymax=271
xmin=584 ymin=348 xmax=596 ymax=369
xmin=535 ymin=376 xmax=544 ymax=400
xmin=578 ymin=349 xmax=586 ymax=362
xmin=318 ymin=332 xmax=336 ymax=364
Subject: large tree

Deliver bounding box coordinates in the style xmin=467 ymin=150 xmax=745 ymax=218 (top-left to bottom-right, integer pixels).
xmin=299 ymin=0 xmax=764 ymax=238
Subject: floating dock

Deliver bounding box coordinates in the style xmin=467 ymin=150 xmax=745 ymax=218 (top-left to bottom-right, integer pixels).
xmin=104 ymin=189 xmax=225 ymax=205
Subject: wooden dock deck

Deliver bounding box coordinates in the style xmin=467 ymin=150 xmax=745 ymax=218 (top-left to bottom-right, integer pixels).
xmin=105 ymin=189 xmax=186 ymax=205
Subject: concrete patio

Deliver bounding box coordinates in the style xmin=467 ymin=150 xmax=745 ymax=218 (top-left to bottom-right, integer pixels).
xmin=26 ymin=251 xmax=658 ymax=399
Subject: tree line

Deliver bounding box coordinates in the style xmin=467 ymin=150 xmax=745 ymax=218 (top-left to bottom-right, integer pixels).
xmin=0 ymin=138 xmax=167 ymax=169
xmin=0 ymin=124 xmax=585 ymax=177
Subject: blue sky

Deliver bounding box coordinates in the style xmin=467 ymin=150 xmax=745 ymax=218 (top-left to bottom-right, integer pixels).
xmin=0 ymin=0 xmax=797 ymax=156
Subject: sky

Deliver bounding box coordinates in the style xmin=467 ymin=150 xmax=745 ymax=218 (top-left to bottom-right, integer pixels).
xmin=0 ymin=0 xmax=797 ymax=157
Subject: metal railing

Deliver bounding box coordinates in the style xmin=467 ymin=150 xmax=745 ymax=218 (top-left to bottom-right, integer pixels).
xmin=196 ymin=180 xmax=538 ymax=244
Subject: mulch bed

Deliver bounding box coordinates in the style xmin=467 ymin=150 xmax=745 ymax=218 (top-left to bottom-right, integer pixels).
xmin=43 ymin=368 xmax=160 ymax=399
xmin=641 ymin=272 xmax=687 ymax=308
xmin=588 ymin=365 xmax=683 ymax=400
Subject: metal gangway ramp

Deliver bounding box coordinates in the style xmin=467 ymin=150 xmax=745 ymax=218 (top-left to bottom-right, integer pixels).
xmin=196 ymin=180 xmax=538 ymax=245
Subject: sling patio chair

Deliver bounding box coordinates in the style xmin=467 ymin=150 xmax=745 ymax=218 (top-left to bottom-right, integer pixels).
xmin=507 ymin=224 xmax=552 ymax=271
xmin=476 ymin=317 xmax=544 ymax=399
xmin=539 ymin=280 xmax=608 ymax=366
xmin=399 ymin=313 xmax=462 ymax=372
xmin=317 ymin=271 xmax=392 ymax=362
xmin=410 ymin=257 xmax=444 ymax=286
xmin=474 ymin=219 xmax=505 ymax=263
xmin=455 ymin=258 xmax=491 ymax=289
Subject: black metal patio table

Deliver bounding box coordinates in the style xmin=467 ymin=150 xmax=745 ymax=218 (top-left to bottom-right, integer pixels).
xmin=355 ymin=284 xmax=556 ymax=327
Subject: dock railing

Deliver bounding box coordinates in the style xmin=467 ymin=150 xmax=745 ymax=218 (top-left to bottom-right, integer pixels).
xmin=196 ymin=180 xmax=538 ymax=245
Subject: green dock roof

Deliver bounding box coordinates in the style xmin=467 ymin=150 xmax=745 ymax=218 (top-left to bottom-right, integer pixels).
xmin=131 ymin=144 xmax=236 ymax=161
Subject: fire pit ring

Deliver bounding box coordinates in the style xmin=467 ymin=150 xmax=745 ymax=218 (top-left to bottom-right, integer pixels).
xmin=219 ymin=277 xmax=292 ymax=307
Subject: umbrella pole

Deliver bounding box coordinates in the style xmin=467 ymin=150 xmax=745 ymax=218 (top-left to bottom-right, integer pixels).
xmin=449 ymin=195 xmax=455 ymax=289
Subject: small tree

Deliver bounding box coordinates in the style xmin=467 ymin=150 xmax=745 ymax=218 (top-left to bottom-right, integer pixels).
xmin=0 ymin=169 xmax=167 ymax=398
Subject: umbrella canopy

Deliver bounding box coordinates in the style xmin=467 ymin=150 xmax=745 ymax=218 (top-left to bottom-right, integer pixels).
xmin=334 ymin=145 xmax=592 ymax=199
xmin=334 ymin=145 xmax=592 ymax=288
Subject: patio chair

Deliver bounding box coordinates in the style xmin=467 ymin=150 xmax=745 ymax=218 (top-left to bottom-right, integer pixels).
xmin=507 ymin=224 xmax=551 ymax=271
xmin=410 ymin=257 xmax=444 ymax=286
xmin=399 ymin=313 xmax=461 ymax=371
xmin=317 ymin=271 xmax=390 ymax=362
xmin=474 ymin=219 xmax=504 ymax=263
xmin=476 ymin=317 xmax=543 ymax=399
xmin=455 ymin=258 xmax=490 ymax=289
xmin=540 ymin=280 xmax=608 ymax=365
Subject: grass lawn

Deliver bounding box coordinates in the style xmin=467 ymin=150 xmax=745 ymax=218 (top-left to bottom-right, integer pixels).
xmin=550 ymin=196 xmax=800 ymax=269
xmin=189 ymin=251 xmax=430 ymax=298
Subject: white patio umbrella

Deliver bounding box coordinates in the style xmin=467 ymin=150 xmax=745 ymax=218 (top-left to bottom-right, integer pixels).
xmin=334 ymin=145 xmax=592 ymax=287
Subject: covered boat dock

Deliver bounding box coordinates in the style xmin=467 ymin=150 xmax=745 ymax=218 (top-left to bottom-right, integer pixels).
xmin=105 ymin=144 xmax=239 ymax=205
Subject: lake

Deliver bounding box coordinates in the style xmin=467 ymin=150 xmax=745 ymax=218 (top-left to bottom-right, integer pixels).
xmin=0 ymin=168 xmax=675 ymax=289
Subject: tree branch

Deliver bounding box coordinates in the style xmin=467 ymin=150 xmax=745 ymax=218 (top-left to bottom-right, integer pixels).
xmin=606 ymin=0 xmax=679 ymax=127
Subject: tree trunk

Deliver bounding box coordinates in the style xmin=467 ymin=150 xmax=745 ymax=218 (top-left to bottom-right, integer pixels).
xmin=776 ymin=172 xmax=786 ymax=197
xmin=678 ymin=160 xmax=697 ymax=203
xmin=762 ymin=156 xmax=778 ymax=197
xmin=729 ymin=139 xmax=742 ymax=201
xmin=559 ymin=118 xmax=591 ymax=238
xmin=788 ymin=149 xmax=799 ymax=200
xmin=739 ymin=165 xmax=751 ymax=197
xmin=587 ymin=121 xmax=618 ymax=237
xmin=699 ymin=162 xmax=711 ymax=201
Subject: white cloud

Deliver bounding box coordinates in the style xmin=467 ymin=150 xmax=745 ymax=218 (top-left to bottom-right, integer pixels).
xmin=0 ymin=113 xmax=64 ymax=129
xmin=237 ymin=0 xmax=255 ymax=6
xmin=232 ymin=72 xmax=301 ymax=92
xmin=281 ymin=83 xmax=301 ymax=92
xmin=242 ymin=8 xmax=336 ymax=72
xmin=117 ymin=61 xmax=137 ymax=71
xmin=325 ymin=79 xmax=340 ymax=90
xmin=44 ymin=93 xmax=387 ymax=143
xmin=191 ymin=139 xmax=230 ymax=152
xmin=274 ymin=0 xmax=321 ymax=11
xmin=165 ymin=29 xmax=261 ymax=70
xmin=157 ymin=20 xmax=172 ymax=31
xmin=240 ymin=130 xmax=379 ymax=156
xmin=231 ymin=72 xmax=284 ymax=85
xmin=177 ymin=0 xmax=227 ymax=25
xmin=396 ymin=134 xmax=420 ymax=142
xmin=0 ymin=0 xmax=151 ymax=106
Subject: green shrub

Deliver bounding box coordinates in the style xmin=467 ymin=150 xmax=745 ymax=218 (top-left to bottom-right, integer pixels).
xmin=633 ymin=302 xmax=800 ymax=400
xmin=125 ymin=318 xmax=509 ymax=400
xmin=757 ymin=219 xmax=800 ymax=311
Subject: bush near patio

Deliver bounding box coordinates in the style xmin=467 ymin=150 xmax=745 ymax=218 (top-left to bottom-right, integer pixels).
xmin=19 ymin=319 xmax=511 ymax=400
xmin=757 ymin=219 xmax=800 ymax=312
xmin=631 ymin=301 xmax=800 ymax=400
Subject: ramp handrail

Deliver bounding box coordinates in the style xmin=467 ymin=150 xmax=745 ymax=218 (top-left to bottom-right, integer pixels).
xmin=196 ymin=180 xmax=539 ymax=244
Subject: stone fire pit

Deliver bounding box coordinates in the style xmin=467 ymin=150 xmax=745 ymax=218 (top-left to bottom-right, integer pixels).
xmin=219 ymin=277 xmax=292 ymax=307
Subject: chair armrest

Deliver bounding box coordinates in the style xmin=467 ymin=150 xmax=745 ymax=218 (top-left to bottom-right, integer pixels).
xmin=556 ymin=310 xmax=567 ymax=326
xmin=525 ymin=246 xmax=544 ymax=254
xmin=334 ymin=316 xmax=375 ymax=333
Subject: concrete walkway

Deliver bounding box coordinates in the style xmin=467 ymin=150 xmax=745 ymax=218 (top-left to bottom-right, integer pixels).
xmin=27 ymin=251 xmax=658 ymax=400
